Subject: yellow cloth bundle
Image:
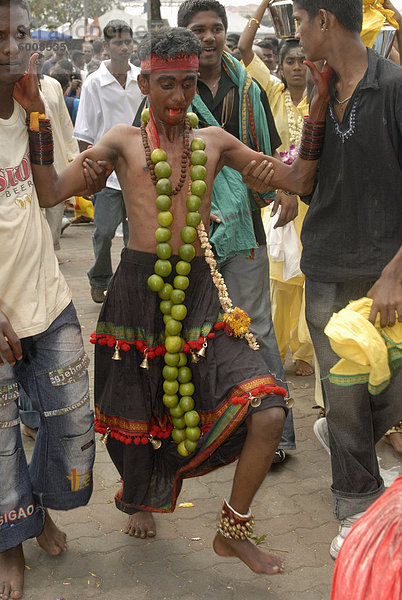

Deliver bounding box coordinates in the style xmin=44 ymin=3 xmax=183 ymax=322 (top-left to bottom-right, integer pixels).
xmin=361 ymin=0 xmax=399 ymax=48
xmin=74 ymin=196 xmax=94 ymax=220
xmin=324 ymin=297 xmax=402 ymax=395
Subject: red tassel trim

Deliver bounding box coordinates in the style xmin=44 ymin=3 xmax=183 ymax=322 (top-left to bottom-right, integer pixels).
xmin=95 ymin=417 xmax=172 ymax=446
xmin=231 ymin=384 xmax=287 ymax=405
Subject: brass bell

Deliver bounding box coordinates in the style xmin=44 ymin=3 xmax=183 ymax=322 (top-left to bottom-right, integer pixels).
xmin=112 ymin=343 xmax=122 ymax=361
xmin=100 ymin=428 xmax=111 ymax=444
xmin=140 ymin=354 xmax=150 ymax=369
xmin=191 ymin=351 xmax=200 ymax=363
xmin=250 ymin=395 xmax=262 ymax=408
xmin=285 ymin=397 xmax=295 ymax=409
xmin=150 ymin=437 xmax=162 ymax=450
xmin=197 ymin=341 xmax=208 ymax=358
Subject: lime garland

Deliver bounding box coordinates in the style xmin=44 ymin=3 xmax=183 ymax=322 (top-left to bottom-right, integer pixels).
xmin=141 ymin=108 xmax=207 ymax=457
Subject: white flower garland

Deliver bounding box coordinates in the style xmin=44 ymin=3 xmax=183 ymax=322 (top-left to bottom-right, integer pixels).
xmin=283 ymin=88 xmax=304 ymax=149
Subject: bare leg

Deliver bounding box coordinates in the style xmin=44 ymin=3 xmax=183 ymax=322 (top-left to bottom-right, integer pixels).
xmin=295 ymin=359 xmax=314 ymax=376
xmin=384 ymin=431 xmax=402 ymax=454
xmin=0 ymin=545 xmax=25 ymax=600
xmin=36 ymin=510 xmax=67 ymax=555
xmin=124 ymin=512 xmax=156 ymax=538
xmin=213 ymin=406 xmax=286 ymax=575
xmin=21 ymin=424 xmax=38 ymax=441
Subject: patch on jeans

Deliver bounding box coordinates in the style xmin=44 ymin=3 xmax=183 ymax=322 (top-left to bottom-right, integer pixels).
xmin=0 ymin=383 xmax=19 ymax=405
xmin=0 ymin=503 xmax=34 ymax=527
xmin=49 ymin=353 xmax=89 ymax=386
xmin=0 ymin=417 xmax=20 ymax=428
xmin=81 ymin=439 xmax=94 ymax=452
xmin=67 ymin=467 xmax=91 ymax=491
xmin=43 ymin=393 xmax=89 ymax=418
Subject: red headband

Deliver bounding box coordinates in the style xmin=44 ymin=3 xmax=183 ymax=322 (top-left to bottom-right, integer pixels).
xmin=141 ymin=53 xmax=199 ymax=72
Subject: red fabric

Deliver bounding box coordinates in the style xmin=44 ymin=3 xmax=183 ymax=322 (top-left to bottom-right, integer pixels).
xmin=331 ymin=476 xmax=402 ymax=600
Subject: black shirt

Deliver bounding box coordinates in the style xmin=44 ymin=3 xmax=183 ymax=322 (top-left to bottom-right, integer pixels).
xmin=196 ymin=69 xmax=281 ymax=245
xmin=301 ymin=49 xmax=402 ymax=282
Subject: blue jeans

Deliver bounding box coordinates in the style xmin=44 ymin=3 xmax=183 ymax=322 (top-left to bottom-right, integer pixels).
xmin=305 ymin=278 xmax=401 ymax=520
xmin=0 ymin=303 xmax=95 ymax=552
xmin=218 ymin=246 xmax=295 ymax=450
xmin=87 ymin=187 xmax=129 ymax=290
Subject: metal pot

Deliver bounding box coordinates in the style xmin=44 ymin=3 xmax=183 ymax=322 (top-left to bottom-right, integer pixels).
xmin=268 ymin=0 xmax=296 ymax=39
xmin=372 ymin=24 xmax=396 ymax=58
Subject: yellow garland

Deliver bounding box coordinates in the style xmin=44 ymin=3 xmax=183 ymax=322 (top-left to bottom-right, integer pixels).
xmin=196 ymin=221 xmax=260 ymax=351
xmin=283 ymin=89 xmax=303 ymax=149
xmin=363 ymin=0 xmax=399 ymax=29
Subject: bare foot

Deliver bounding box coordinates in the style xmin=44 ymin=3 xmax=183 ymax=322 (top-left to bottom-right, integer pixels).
xmin=213 ymin=533 xmax=284 ymax=575
xmin=124 ymin=512 xmax=156 ymax=538
xmin=0 ymin=544 xmax=25 ymax=600
xmin=21 ymin=424 xmax=38 ymax=441
xmin=36 ymin=510 xmax=67 ymax=555
xmin=384 ymin=431 xmax=402 ymax=454
xmin=295 ymin=360 xmax=314 ymax=376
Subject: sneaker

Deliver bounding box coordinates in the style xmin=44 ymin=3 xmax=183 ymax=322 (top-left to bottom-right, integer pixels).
xmin=330 ymin=512 xmax=365 ymax=559
xmin=91 ymin=287 xmax=106 ymax=303
xmin=61 ymin=216 xmax=71 ymax=234
xmin=313 ymin=417 xmax=331 ymax=455
xmin=273 ymin=449 xmax=286 ymax=464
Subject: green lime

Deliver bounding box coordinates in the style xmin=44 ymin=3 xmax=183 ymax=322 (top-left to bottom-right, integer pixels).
xmin=151 ymin=148 xmax=167 ymax=163
xmin=155 ymin=195 xmax=171 ymax=211
xmin=176 ymin=261 xmax=191 ymax=276
xmin=184 ymin=410 xmax=200 ymax=427
xmin=181 ymin=226 xmax=197 ymax=244
xmin=163 ymin=314 xmax=172 ymax=324
xmin=177 ymin=352 xmax=187 ymax=367
xmin=165 ymin=318 xmax=182 ymax=335
xmin=162 ymin=365 xmax=178 ymax=382
xmin=180 ymin=382 xmax=195 ymax=397
xmin=191 ymin=137 xmax=206 ymax=151
xmin=171 ymin=428 xmax=186 ymax=443
xmin=170 ymin=289 xmax=185 ymax=304
xmin=162 ymin=394 xmax=179 ymax=408
xmin=154 ymin=161 xmax=172 ymax=179
xmin=156 ymin=243 xmax=172 ymax=260
xmin=169 ymin=404 xmax=184 ymax=418
xmin=186 ymin=195 xmax=201 ymax=211
xmin=174 ymin=276 xmax=190 ymax=291
xmin=186 ymin=212 xmax=201 ymax=227
xmin=184 ymin=439 xmax=198 ymax=453
xmin=186 ymin=426 xmax=201 ymax=441
xmin=141 ymin=108 xmax=150 ymax=123
xmin=171 ymin=304 xmax=187 ymax=321
xmin=190 ymin=149 xmax=207 ymax=166
xmin=154 ymin=259 xmax=172 ymax=277
xmin=178 ymin=367 xmax=192 ymax=384
xmin=155 ymin=227 xmax=171 ymax=243
xmin=157 ymin=211 xmax=173 ymax=228
xmin=165 ymin=336 xmax=183 ymax=354
xmin=158 ymin=282 xmax=173 ymax=300
xmin=179 ymin=244 xmax=196 ymax=262
xmin=191 ymin=180 xmax=207 ymax=197
xmin=147 ymin=274 xmax=164 ymax=292
xmin=156 ymin=178 xmax=172 ymax=195
xmin=187 ymin=112 xmax=199 ymax=128
xmin=179 ymin=396 xmax=194 ymax=411
xmin=190 ymin=165 xmax=206 ymax=181
xmin=159 ymin=300 xmax=172 ymax=315
xmin=177 ymin=440 xmax=190 ymax=456
xmin=163 ymin=379 xmax=179 ymax=395
xmin=164 ymin=352 xmax=180 ymax=366
xmin=172 ymin=416 xmax=186 ymax=429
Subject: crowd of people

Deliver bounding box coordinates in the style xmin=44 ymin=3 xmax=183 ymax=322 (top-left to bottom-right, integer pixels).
xmin=0 ymin=0 xmax=401 ymax=598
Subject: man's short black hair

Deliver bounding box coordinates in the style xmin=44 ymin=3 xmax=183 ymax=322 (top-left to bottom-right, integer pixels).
xmin=293 ymin=0 xmax=362 ymax=33
xmin=138 ymin=27 xmax=201 ymax=63
xmin=226 ymin=33 xmax=240 ymax=44
xmin=50 ymin=68 xmax=71 ymax=92
xmin=56 ymin=59 xmax=73 ymax=74
xmin=92 ymin=39 xmax=103 ymax=54
xmin=103 ymin=19 xmax=133 ymax=42
xmin=71 ymin=50 xmax=84 ymax=62
xmin=177 ymin=0 xmax=228 ymax=32
xmin=257 ymin=39 xmax=275 ymax=52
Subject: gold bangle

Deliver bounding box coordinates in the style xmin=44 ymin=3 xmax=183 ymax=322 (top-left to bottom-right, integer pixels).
xmin=248 ymin=17 xmax=260 ymax=28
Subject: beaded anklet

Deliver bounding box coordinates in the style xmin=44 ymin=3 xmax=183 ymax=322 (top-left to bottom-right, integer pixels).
xmin=217 ymin=498 xmax=255 ymax=540
xmin=26 ymin=112 xmax=54 ymax=165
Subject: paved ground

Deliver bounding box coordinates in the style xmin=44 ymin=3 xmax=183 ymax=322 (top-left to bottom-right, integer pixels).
xmin=21 ymin=222 xmax=401 ymax=600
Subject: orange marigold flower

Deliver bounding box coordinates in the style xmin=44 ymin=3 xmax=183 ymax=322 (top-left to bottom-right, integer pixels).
xmin=222 ymin=307 xmax=251 ymax=337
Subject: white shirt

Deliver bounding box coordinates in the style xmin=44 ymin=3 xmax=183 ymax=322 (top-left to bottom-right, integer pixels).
xmin=74 ymin=61 xmax=143 ymax=190
xmin=0 ymin=101 xmax=71 ymax=338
